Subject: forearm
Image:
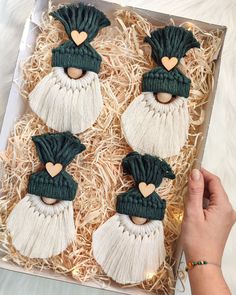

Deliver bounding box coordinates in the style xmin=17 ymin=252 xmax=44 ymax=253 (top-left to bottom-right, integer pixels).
xmin=188 ymin=264 xmax=231 ymax=295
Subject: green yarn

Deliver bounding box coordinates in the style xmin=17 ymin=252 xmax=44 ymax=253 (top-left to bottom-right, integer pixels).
xmin=123 ymin=152 xmax=175 ymax=186
xmin=142 ymin=26 xmax=200 ymax=97
xmin=142 ymin=67 xmax=191 ymax=98
xmin=28 ymin=132 xmax=86 ymax=201
xmin=145 ymin=26 xmax=200 ymax=66
xmin=52 ymin=41 xmax=101 ymax=73
xmin=116 ymin=188 xmax=166 ymax=220
xmin=32 ymin=132 xmax=85 ymax=166
xmin=50 ymin=3 xmax=110 ymax=72
xmin=50 ymin=3 xmax=110 ymax=43
xmin=116 ymin=152 xmax=175 ymax=220
xmin=28 ymin=170 xmax=77 ymax=201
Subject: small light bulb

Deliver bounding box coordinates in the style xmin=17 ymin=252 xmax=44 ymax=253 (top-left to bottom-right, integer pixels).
xmin=146 ymin=271 xmax=156 ymax=280
xmin=176 ymin=213 xmax=183 ymax=222
xmin=72 ymin=268 xmax=79 ymax=277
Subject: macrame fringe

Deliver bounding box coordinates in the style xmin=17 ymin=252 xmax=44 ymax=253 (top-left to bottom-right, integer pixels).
xmin=6 ymin=194 xmax=76 ymax=258
xmin=29 ymin=67 xmax=103 ymax=133
xmin=92 ymin=213 xmax=165 ymax=285
xmin=121 ymin=92 xmax=189 ymax=158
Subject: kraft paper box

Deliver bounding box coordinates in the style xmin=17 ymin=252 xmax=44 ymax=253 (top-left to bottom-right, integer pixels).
xmin=0 ymin=0 xmax=226 ymax=294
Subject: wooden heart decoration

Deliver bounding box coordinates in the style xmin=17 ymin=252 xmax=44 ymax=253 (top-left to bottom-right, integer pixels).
xmin=161 ymin=56 xmax=178 ymax=71
xmin=71 ymin=30 xmax=88 ymax=46
xmin=45 ymin=162 xmax=63 ymax=178
xmin=138 ymin=182 xmax=155 ymax=198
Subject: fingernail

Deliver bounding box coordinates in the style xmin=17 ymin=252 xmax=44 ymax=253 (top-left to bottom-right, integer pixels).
xmin=191 ymin=169 xmax=201 ymax=181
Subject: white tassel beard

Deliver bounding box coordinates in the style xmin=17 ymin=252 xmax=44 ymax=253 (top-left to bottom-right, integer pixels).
xmin=6 ymin=194 xmax=76 ymax=258
xmin=29 ymin=67 xmax=103 ymax=134
xmin=92 ymin=213 xmax=166 ymax=285
xmin=121 ymin=92 xmax=189 ymax=158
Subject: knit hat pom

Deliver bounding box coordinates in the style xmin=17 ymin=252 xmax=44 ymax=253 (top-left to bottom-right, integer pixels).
xmin=123 ymin=152 xmax=175 ymax=187
xmin=116 ymin=152 xmax=175 ymax=220
xmin=50 ymin=3 xmax=111 ymax=43
xmin=145 ymin=26 xmax=200 ymax=66
xmin=32 ymin=132 xmax=86 ymax=167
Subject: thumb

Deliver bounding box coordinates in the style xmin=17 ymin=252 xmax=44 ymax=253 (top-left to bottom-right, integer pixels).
xmin=185 ymin=169 xmax=204 ymax=217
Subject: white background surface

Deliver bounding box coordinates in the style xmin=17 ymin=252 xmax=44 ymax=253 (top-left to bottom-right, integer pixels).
xmin=0 ymin=0 xmax=236 ymax=294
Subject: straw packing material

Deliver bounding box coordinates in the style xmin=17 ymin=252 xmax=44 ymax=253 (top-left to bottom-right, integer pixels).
xmin=0 ymin=7 xmax=223 ymax=294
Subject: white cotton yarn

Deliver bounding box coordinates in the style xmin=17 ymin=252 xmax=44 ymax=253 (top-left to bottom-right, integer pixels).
xmin=92 ymin=213 xmax=165 ymax=284
xmin=121 ymin=92 xmax=189 ymax=158
xmin=29 ymin=67 xmax=103 ymax=134
xmin=7 ymin=194 xmax=76 ymax=258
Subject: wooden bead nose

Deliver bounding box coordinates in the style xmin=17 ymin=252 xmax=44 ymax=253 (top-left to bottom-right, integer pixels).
xmin=156 ymin=92 xmax=172 ymax=103
xmin=42 ymin=197 xmax=57 ymax=205
xmin=131 ymin=216 xmax=147 ymax=225
xmin=67 ymin=67 xmax=83 ymax=79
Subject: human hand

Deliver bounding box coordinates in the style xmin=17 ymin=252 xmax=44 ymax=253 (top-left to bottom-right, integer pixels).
xmin=181 ymin=168 xmax=236 ymax=265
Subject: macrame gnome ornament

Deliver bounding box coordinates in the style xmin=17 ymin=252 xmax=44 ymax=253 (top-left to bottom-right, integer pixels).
xmin=7 ymin=132 xmax=85 ymax=258
xmin=29 ymin=3 xmax=110 ymax=133
xmin=122 ymin=26 xmax=200 ymax=158
xmin=92 ymin=152 xmax=175 ymax=284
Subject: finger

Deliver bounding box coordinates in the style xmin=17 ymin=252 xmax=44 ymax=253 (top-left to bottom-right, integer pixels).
xmin=201 ymin=168 xmax=228 ymax=204
xmin=203 ymin=187 xmax=210 ymax=208
xmin=203 ymin=186 xmax=210 ymax=199
xmin=185 ymin=169 xmax=204 ymax=217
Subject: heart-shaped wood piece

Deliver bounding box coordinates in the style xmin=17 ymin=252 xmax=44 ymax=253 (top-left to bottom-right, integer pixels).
xmin=161 ymin=56 xmax=178 ymax=71
xmin=138 ymin=182 xmax=155 ymax=198
xmin=71 ymin=30 xmax=88 ymax=46
xmin=45 ymin=162 xmax=63 ymax=178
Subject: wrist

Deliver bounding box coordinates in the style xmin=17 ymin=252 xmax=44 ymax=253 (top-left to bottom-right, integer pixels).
xmin=184 ymin=251 xmax=222 ymax=266
xmin=187 ymin=262 xmax=223 ymax=280
xmin=185 ymin=260 xmax=221 ymax=272
xmin=187 ymin=262 xmax=231 ymax=295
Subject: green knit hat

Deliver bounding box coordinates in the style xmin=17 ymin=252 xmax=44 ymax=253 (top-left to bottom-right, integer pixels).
xmin=50 ymin=3 xmax=110 ymax=73
xmin=142 ymin=26 xmax=200 ymax=97
xmin=142 ymin=67 xmax=191 ymax=98
xmin=116 ymin=152 xmax=175 ymax=220
xmin=28 ymin=132 xmax=86 ymax=201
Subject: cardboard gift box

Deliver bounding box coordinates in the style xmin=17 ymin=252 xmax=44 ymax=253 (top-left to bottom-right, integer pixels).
xmin=0 ymin=0 xmax=226 ymax=294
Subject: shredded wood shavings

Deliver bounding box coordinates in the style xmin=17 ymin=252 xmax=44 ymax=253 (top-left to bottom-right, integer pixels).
xmin=0 ymin=7 xmax=223 ymax=295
